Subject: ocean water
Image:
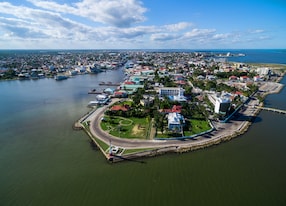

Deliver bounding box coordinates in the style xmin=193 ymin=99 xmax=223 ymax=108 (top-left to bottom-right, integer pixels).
xmin=226 ymin=49 xmax=286 ymax=64
xmin=0 ymin=50 xmax=286 ymax=206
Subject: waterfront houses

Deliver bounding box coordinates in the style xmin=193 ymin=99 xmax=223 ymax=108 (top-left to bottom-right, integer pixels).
xmin=1 ymin=50 xmax=283 ymax=124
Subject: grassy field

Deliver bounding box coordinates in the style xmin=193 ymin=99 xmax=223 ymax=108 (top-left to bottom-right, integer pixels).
xmin=100 ymin=115 xmax=150 ymax=139
xmin=184 ymin=119 xmax=212 ymax=136
xmin=156 ymin=118 xmax=211 ymax=138
xmin=248 ymin=63 xmax=286 ymax=69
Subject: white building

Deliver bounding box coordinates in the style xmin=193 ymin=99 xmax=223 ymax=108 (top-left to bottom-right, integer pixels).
xmin=167 ymin=112 xmax=185 ymax=132
xmin=159 ymin=87 xmax=184 ymax=96
xmin=215 ymin=97 xmax=231 ymax=114
xmin=159 ymin=87 xmax=187 ymax=102
xmin=256 ymin=67 xmax=270 ymax=76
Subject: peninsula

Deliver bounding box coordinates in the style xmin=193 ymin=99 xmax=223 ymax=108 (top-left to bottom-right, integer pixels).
xmin=2 ymin=50 xmax=283 ymax=162
xmin=72 ymin=51 xmax=286 ymax=162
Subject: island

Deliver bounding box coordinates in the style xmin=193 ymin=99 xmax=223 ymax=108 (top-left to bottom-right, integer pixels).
xmin=72 ymin=51 xmax=286 ymax=163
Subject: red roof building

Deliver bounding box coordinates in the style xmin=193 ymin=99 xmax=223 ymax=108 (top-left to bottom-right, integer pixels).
xmin=229 ymin=75 xmax=238 ymax=80
xmin=171 ymin=105 xmax=182 ymax=113
xmin=124 ymin=81 xmax=135 ymax=85
xmin=110 ymin=105 xmax=129 ymax=112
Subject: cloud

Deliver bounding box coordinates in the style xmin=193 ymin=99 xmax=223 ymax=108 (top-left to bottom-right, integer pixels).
xmin=164 ymin=22 xmax=192 ymax=32
xmin=27 ymin=0 xmax=147 ymax=27
xmin=212 ymin=33 xmax=231 ymax=40
xmin=184 ymin=28 xmax=216 ymax=38
xmin=183 ymin=28 xmax=216 ymax=42
xmin=0 ymin=17 xmax=48 ymax=39
xmin=249 ymin=29 xmax=264 ymax=34
xmin=150 ymin=33 xmax=180 ymax=41
xmin=258 ymin=35 xmax=271 ymax=40
xmin=0 ymin=1 xmax=272 ymax=49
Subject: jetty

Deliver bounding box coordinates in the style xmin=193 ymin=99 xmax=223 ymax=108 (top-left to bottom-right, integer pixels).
xmin=88 ymin=89 xmax=103 ymax=94
xmin=99 ymin=82 xmax=120 ymax=86
xmin=255 ymin=106 xmax=286 ymax=114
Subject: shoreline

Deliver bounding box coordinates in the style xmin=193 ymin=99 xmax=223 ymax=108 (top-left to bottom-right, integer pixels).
xmin=75 ymin=75 xmax=285 ymax=163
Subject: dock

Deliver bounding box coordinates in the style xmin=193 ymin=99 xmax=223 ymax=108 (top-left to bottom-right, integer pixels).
xmin=88 ymin=89 xmax=103 ymax=94
xmin=99 ymin=82 xmax=120 ymax=86
xmin=255 ymin=106 xmax=286 ymax=114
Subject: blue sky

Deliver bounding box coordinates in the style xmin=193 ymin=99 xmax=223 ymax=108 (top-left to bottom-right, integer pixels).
xmin=0 ymin=0 xmax=285 ymax=49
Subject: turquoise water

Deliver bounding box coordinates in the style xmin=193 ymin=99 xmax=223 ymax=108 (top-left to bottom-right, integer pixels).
xmin=0 ymin=53 xmax=286 ymax=205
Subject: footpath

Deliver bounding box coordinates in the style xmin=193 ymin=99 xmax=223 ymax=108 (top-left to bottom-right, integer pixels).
xmin=77 ymin=81 xmax=284 ymax=162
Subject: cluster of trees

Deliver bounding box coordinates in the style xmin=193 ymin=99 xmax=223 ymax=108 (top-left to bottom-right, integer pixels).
xmin=107 ymin=87 xmax=210 ymax=135
xmin=216 ymin=70 xmax=257 ymax=79
xmin=192 ymin=79 xmax=238 ymax=93
xmin=0 ymin=69 xmax=16 ymax=80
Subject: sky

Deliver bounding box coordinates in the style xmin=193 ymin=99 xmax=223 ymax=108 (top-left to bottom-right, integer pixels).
xmin=0 ymin=0 xmax=285 ymax=49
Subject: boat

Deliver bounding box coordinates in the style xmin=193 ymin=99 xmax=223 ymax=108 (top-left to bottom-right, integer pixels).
xmin=54 ymin=75 xmax=68 ymax=80
xmin=88 ymin=89 xmax=103 ymax=94
xmin=98 ymin=82 xmax=120 ymax=86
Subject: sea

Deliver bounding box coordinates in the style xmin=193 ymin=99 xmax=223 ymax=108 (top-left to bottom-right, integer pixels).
xmin=0 ymin=49 xmax=286 ymax=206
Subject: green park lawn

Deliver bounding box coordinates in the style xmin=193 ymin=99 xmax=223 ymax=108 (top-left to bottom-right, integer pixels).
xmin=156 ymin=118 xmax=211 ymax=138
xmin=186 ymin=119 xmax=212 ymax=135
xmin=100 ymin=115 xmax=150 ymax=139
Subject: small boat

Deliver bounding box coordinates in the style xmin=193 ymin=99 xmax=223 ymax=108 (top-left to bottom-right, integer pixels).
xmin=54 ymin=75 xmax=68 ymax=80
xmin=88 ymin=89 xmax=102 ymax=94
xmin=98 ymin=82 xmax=120 ymax=86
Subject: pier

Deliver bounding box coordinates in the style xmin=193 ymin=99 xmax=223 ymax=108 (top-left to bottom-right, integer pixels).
xmin=255 ymin=106 xmax=286 ymax=114
xmin=99 ymin=82 xmax=120 ymax=86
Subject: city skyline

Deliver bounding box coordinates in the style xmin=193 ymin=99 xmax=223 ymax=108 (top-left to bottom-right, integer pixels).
xmin=0 ymin=0 xmax=285 ymax=50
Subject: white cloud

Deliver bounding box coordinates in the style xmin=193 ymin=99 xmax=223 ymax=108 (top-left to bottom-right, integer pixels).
xmin=164 ymin=22 xmax=192 ymax=32
xmin=258 ymin=35 xmax=271 ymax=40
xmin=184 ymin=28 xmax=216 ymax=38
xmin=27 ymin=0 xmax=147 ymax=27
xmin=150 ymin=33 xmax=180 ymax=41
xmin=0 ymin=1 xmax=273 ymax=49
xmin=212 ymin=33 xmax=231 ymax=40
xmin=249 ymin=29 xmax=264 ymax=34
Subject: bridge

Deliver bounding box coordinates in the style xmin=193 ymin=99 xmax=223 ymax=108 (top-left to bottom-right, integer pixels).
xmin=255 ymin=106 xmax=286 ymax=115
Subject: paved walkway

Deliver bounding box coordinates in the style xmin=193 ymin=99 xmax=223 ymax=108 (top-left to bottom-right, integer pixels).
xmin=86 ymin=96 xmax=261 ymax=150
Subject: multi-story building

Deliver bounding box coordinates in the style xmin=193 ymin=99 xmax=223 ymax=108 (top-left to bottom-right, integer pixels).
xmin=159 ymin=87 xmax=184 ymax=97
xmin=215 ymin=97 xmax=231 ymax=114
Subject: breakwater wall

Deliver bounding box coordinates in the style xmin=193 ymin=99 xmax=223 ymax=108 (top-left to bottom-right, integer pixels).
xmin=80 ymin=99 xmax=262 ymax=163
xmin=72 ymin=107 xmax=98 ymax=130
xmin=76 ymin=75 xmax=285 ymax=163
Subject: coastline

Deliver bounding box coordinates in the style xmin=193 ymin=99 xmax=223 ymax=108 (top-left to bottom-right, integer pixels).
xmin=75 ymin=74 xmax=285 ymax=163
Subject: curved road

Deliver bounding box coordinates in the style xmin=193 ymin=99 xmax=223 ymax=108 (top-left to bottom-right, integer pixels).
xmin=87 ymin=98 xmax=259 ymax=149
